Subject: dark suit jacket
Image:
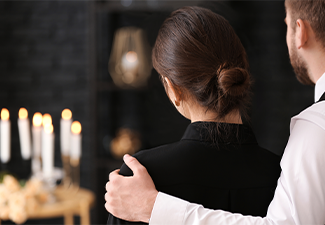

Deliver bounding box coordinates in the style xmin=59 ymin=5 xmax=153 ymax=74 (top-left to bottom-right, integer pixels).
xmin=107 ymin=122 xmax=281 ymax=224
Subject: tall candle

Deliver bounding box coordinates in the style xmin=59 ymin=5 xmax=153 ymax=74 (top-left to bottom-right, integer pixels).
xmin=17 ymin=108 xmax=31 ymax=160
xmin=42 ymin=123 xmax=54 ymax=178
xmin=32 ymin=112 xmax=42 ymax=173
xmin=32 ymin=113 xmax=42 ymax=158
xmin=0 ymin=108 xmax=11 ymax=163
xmin=42 ymin=113 xmax=53 ymax=177
xmin=42 ymin=113 xmax=52 ymax=127
xmin=70 ymin=121 xmax=82 ymax=160
xmin=41 ymin=113 xmax=52 ymax=159
xmin=60 ymin=109 xmax=72 ymax=156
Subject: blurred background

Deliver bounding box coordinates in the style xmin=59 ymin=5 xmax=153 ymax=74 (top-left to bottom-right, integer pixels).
xmin=0 ymin=0 xmax=314 ymax=224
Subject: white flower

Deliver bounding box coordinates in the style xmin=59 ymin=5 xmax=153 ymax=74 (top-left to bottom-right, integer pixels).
xmin=0 ymin=204 xmax=10 ymax=220
xmin=9 ymin=208 xmax=27 ymax=225
xmin=0 ymin=184 xmax=9 ymax=205
xmin=3 ymin=175 xmax=20 ymax=193
xmin=24 ymin=178 xmax=43 ymax=197
xmin=8 ymin=192 xmax=26 ymax=211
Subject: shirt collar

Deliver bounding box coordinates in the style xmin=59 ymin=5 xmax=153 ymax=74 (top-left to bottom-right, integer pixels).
xmin=315 ymin=72 xmax=325 ymax=102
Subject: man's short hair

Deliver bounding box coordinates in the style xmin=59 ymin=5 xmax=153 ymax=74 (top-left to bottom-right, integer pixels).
xmin=285 ymin=0 xmax=325 ymax=49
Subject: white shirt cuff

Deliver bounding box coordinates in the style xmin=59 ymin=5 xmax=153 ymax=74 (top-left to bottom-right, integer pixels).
xmin=149 ymin=192 xmax=189 ymax=225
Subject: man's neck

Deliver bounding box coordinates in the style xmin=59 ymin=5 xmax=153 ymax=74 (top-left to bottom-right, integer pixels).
xmin=305 ymin=48 xmax=325 ymax=83
xmin=314 ymin=72 xmax=325 ymax=102
xmin=310 ymin=48 xmax=325 ymax=102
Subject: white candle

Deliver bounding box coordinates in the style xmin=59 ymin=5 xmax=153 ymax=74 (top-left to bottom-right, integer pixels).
xmin=42 ymin=113 xmax=52 ymax=127
xmin=42 ymin=124 xmax=54 ymax=178
xmin=60 ymin=109 xmax=72 ymax=156
xmin=70 ymin=121 xmax=82 ymax=160
xmin=32 ymin=112 xmax=42 ymax=158
xmin=32 ymin=112 xmax=42 ymax=173
xmin=17 ymin=108 xmax=31 ymax=160
xmin=0 ymin=108 xmax=11 ymax=163
xmin=0 ymin=119 xmax=11 ymax=163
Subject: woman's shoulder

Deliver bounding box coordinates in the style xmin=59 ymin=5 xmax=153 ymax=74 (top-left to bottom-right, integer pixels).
xmin=118 ymin=141 xmax=181 ymax=176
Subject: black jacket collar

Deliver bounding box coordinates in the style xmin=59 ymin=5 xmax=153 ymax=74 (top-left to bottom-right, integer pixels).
xmin=181 ymin=121 xmax=257 ymax=144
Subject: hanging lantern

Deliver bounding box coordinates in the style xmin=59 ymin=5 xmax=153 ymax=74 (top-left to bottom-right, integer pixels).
xmin=109 ymin=27 xmax=152 ymax=88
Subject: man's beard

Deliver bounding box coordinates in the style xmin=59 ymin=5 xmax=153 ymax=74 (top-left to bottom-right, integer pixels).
xmin=289 ymin=41 xmax=314 ymax=86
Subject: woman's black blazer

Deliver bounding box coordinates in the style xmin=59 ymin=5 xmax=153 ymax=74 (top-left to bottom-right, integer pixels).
xmin=107 ymin=122 xmax=281 ymax=224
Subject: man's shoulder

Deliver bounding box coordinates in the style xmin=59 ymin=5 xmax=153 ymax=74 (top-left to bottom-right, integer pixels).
xmin=290 ymin=101 xmax=325 ymax=132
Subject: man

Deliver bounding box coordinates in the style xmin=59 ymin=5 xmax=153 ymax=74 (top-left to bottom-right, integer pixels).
xmin=105 ymin=0 xmax=325 ymax=224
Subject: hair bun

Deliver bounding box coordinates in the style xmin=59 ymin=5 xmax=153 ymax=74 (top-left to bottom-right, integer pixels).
xmin=218 ymin=67 xmax=250 ymax=97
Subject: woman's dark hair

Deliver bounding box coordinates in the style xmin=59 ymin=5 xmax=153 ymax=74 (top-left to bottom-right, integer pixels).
xmin=152 ymin=6 xmax=252 ymax=122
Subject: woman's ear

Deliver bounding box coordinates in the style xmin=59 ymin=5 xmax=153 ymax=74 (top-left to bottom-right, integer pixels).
xmin=165 ymin=77 xmax=182 ymax=106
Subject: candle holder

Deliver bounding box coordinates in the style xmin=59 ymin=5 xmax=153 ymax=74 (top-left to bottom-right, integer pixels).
xmin=61 ymin=154 xmax=72 ymax=188
xmin=32 ymin=156 xmax=42 ymax=175
xmin=70 ymin=158 xmax=80 ymax=190
xmin=42 ymin=177 xmax=57 ymax=204
xmin=32 ymin=167 xmax=64 ymax=204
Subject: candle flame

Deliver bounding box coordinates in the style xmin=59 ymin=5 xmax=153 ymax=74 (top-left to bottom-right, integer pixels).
xmin=33 ymin=112 xmax=42 ymax=127
xmin=19 ymin=108 xmax=28 ymax=119
xmin=1 ymin=108 xmax=9 ymax=120
xmin=126 ymin=51 xmax=138 ymax=63
xmin=71 ymin=121 xmax=82 ymax=134
xmin=42 ymin=114 xmax=52 ymax=127
xmin=44 ymin=124 xmax=53 ymax=134
xmin=62 ymin=109 xmax=72 ymax=120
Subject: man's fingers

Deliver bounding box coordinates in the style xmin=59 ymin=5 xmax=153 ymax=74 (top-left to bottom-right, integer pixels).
xmin=108 ymin=169 xmax=120 ymax=182
xmin=123 ymin=154 xmax=147 ymax=175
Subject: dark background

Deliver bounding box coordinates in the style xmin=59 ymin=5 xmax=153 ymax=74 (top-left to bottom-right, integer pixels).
xmin=0 ymin=1 xmax=314 ymax=224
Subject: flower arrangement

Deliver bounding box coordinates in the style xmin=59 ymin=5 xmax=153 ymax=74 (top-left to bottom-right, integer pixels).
xmin=0 ymin=173 xmax=49 ymax=224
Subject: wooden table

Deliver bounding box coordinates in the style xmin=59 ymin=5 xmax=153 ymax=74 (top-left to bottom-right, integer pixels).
xmin=0 ymin=186 xmax=95 ymax=225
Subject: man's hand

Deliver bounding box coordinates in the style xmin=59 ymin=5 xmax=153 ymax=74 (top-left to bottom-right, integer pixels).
xmin=105 ymin=154 xmax=158 ymax=223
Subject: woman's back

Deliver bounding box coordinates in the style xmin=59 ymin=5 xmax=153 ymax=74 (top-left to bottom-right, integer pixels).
xmin=107 ymin=122 xmax=281 ymax=224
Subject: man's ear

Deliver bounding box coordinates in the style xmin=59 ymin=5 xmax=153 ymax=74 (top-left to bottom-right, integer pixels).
xmin=165 ymin=77 xmax=182 ymax=103
xmin=295 ymin=19 xmax=308 ymax=49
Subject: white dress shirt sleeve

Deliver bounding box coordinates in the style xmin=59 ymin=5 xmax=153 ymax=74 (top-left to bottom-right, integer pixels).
xmin=149 ymin=103 xmax=325 ymax=225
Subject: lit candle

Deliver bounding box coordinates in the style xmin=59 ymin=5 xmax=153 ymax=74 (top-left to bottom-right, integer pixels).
xmin=42 ymin=113 xmax=52 ymax=127
xmin=42 ymin=123 xmax=54 ymax=178
xmin=32 ymin=112 xmax=42 ymax=173
xmin=0 ymin=108 xmax=11 ymax=163
xmin=17 ymin=108 xmax=31 ymax=160
xmin=41 ymin=113 xmax=52 ymax=160
xmin=60 ymin=109 xmax=72 ymax=156
xmin=70 ymin=121 xmax=82 ymax=161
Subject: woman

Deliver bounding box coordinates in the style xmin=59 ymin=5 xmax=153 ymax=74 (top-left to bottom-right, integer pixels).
xmin=107 ymin=6 xmax=281 ymax=225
